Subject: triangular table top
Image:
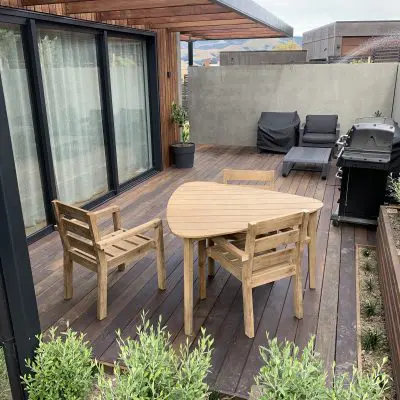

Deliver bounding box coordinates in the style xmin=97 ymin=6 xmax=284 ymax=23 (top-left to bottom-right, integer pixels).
xmin=167 ymin=182 xmax=323 ymax=239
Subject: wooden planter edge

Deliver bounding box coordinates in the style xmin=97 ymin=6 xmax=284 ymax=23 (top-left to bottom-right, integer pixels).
xmin=377 ymin=205 xmax=400 ymax=394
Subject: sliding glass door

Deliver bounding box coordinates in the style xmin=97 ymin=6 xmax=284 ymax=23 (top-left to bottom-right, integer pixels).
xmin=38 ymin=27 xmax=109 ymax=206
xmin=0 ymin=24 xmax=47 ymax=235
xmin=108 ymin=36 xmax=152 ymax=184
xmin=0 ymin=9 xmax=160 ymax=242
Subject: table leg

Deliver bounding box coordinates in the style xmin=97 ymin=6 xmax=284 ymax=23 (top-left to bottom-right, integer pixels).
xmin=308 ymin=211 xmax=318 ymax=289
xmin=198 ymin=239 xmax=206 ymax=300
xmin=184 ymin=238 xmax=194 ymax=336
xmin=207 ymin=238 xmax=215 ymax=277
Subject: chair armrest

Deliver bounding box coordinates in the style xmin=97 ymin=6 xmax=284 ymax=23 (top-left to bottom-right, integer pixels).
xmin=336 ymin=123 xmax=340 ymax=138
xmin=96 ymin=218 xmax=161 ymax=250
xmin=212 ymin=236 xmax=249 ymax=262
xmin=91 ymin=206 xmax=120 ymax=219
xmin=299 ymin=122 xmax=306 ymax=146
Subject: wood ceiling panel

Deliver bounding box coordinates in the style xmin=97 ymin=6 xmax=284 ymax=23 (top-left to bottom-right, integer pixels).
xmin=98 ymin=5 xmax=228 ymax=20
xmin=126 ymin=12 xmax=245 ymax=26
xmin=67 ymin=0 xmax=210 ymax=14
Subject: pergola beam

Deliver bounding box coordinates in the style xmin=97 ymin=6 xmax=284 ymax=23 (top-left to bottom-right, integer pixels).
xmin=171 ymin=24 xmax=266 ymax=33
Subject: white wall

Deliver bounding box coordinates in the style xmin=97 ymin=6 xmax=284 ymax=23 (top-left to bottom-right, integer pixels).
xmin=188 ymin=63 xmax=399 ymax=146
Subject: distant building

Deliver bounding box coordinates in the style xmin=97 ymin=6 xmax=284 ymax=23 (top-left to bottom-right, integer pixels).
xmin=303 ymin=20 xmax=400 ymax=62
xmin=220 ymin=50 xmax=307 ymax=66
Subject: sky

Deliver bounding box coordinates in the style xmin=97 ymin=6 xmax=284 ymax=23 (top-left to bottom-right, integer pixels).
xmin=254 ymin=0 xmax=400 ymax=36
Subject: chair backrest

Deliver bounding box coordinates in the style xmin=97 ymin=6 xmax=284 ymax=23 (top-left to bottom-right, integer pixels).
xmin=305 ymin=115 xmax=338 ymax=134
xmin=223 ymin=169 xmax=275 ymax=190
xmin=52 ymin=200 xmax=99 ymax=259
xmin=244 ymin=211 xmax=309 ymax=273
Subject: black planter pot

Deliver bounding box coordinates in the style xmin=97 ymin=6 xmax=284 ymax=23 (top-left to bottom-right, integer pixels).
xmin=171 ymin=142 xmax=195 ymax=168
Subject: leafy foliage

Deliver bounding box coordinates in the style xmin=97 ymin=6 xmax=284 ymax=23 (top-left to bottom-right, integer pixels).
xmin=171 ymin=102 xmax=190 ymax=143
xmin=332 ymin=359 xmax=390 ymax=400
xmin=255 ymin=335 xmax=389 ymax=400
xmin=96 ymin=314 xmax=213 ymax=400
xmin=389 ymin=175 xmax=400 ymax=204
xmin=22 ymin=327 xmax=95 ymax=400
xmin=255 ymin=336 xmax=327 ymax=399
xmin=171 ymin=102 xmax=188 ymax=128
xmin=0 ymin=347 xmax=11 ymax=400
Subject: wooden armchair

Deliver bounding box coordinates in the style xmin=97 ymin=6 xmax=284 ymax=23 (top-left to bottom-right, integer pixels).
xmin=206 ymin=211 xmax=309 ymax=338
xmin=223 ymin=169 xmax=275 ymax=190
xmin=52 ymin=200 xmax=166 ymax=320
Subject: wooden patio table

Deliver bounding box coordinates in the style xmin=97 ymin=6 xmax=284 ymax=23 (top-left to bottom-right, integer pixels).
xmin=167 ymin=181 xmax=323 ymax=336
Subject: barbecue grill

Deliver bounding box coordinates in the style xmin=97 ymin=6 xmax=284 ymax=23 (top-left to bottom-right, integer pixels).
xmin=331 ymin=117 xmax=399 ymax=226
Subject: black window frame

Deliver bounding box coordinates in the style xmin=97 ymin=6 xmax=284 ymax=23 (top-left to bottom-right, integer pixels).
xmin=0 ymin=6 xmax=162 ymax=245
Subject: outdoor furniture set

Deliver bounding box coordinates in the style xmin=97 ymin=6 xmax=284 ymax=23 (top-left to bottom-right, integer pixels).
xmin=53 ymin=169 xmax=323 ymax=339
xmin=258 ymin=113 xmax=340 ymax=180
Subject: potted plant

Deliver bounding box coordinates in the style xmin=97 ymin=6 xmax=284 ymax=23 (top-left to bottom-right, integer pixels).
xmin=170 ymin=102 xmax=195 ymax=168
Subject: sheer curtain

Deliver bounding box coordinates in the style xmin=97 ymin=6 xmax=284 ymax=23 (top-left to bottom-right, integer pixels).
xmin=108 ymin=37 xmax=152 ymax=184
xmin=38 ymin=28 xmax=109 ymax=205
xmin=0 ymin=25 xmax=47 ymax=235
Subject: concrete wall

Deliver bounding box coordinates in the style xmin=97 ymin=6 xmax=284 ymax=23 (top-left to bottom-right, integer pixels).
xmin=393 ymin=65 xmax=400 ymax=123
xmin=220 ymin=50 xmax=307 ymax=66
xmin=188 ymin=63 xmax=399 ymax=146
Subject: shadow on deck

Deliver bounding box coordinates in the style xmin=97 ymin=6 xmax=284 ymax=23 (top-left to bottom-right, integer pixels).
xmin=29 ymin=145 xmax=375 ymax=399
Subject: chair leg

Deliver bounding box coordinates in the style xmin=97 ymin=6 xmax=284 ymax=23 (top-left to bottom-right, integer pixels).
xmin=63 ymin=252 xmax=73 ymax=300
xmin=117 ymin=264 xmax=126 ymax=272
xmin=242 ymin=281 xmax=255 ymax=338
xmin=294 ymin=272 xmax=304 ymax=319
xmin=198 ymin=240 xmax=206 ymax=299
xmin=156 ymin=221 xmax=166 ymax=290
xmin=97 ymin=260 xmax=108 ymax=320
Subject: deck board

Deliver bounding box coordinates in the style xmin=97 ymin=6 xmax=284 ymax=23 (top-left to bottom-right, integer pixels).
xmin=29 ymin=145 xmax=369 ymax=399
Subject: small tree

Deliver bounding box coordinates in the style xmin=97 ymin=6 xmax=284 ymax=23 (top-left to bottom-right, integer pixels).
xmin=171 ymin=102 xmax=190 ymax=143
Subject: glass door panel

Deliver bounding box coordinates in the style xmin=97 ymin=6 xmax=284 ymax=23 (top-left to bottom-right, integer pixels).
xmin=108 ymin=36 xmax=152 ymax=184
xmin=38 ymin=27 xmax=109 ymax=206
xmin=0 ymin=24 xmax=48 ymax=235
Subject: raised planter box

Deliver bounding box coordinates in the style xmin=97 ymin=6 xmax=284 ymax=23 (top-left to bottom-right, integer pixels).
xmin=377 ymin=205 xmax=400 ymax=393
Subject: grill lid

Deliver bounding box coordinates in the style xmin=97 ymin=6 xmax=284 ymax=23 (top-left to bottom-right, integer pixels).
xmin=337 ymin=117 xmax=396 ymax=170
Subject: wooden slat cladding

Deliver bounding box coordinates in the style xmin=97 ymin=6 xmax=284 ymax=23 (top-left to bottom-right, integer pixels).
xmin=154 ymin=28 xmax=179 ymax=167
xmin=377 ymin=206 xmax=400 ymax=394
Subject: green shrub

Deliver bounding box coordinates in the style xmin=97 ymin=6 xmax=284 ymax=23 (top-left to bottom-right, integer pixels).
xmin=22 ymin=327 xmax=95 ymax=400
xmin=361 ymin=248 xmax=371 ymax=258
xmin=255 ymin=335 xmax=389 ymax=400
xmin=96 ymin=314 xmax=213 ymax=400
xmin=362 ymin=260 xmax=376 ymax=272
xmin=255 ymin=336 xmax=327 ymax=399
xmin=361 ymin=299 xmax=379 ymax=318
xmin=332 ymin=359 xmax=390 ymax=400
xmin=361 ymin=329 xmax=383 ymax=352
xmin=0 ymin=347 xmax=11 ymax=400
xmin=364 ymin=278 xmax=374 ymax=293
xmin=388 ymin=176 xmax=400 ymax=203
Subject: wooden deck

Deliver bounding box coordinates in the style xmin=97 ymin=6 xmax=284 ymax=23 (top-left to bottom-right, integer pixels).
xmin=29 ymin=145 xmax=375 ymax=399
